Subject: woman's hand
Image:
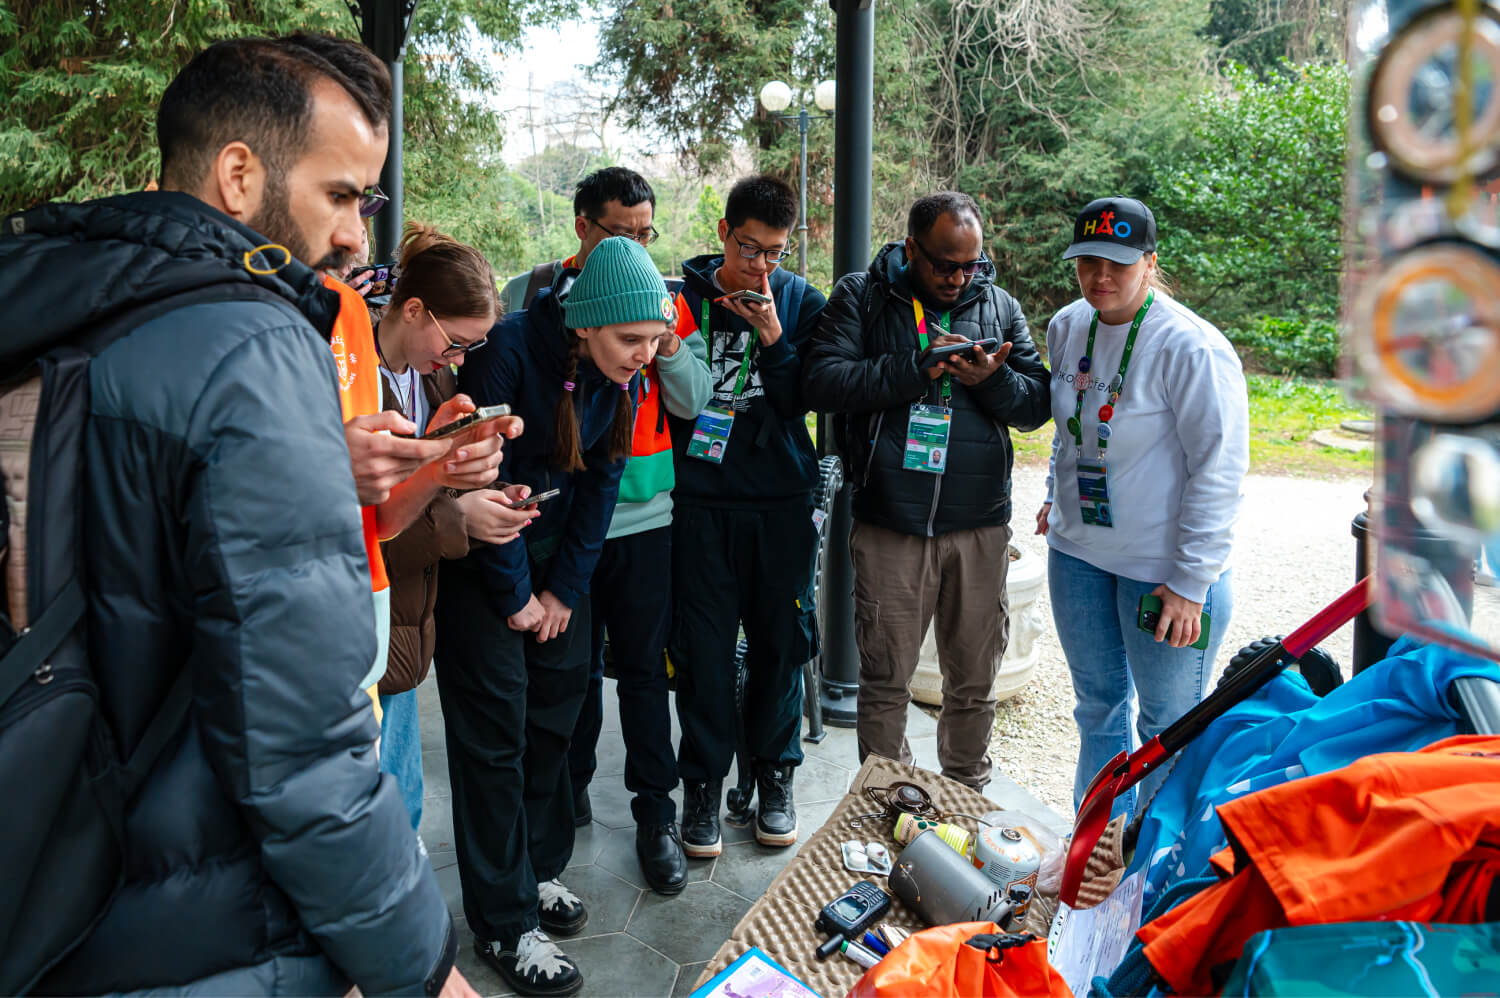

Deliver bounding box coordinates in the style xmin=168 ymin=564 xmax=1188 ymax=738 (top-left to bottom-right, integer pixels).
xmin=456 ymin=486 xmax=537 ymax=545
xmin=1035 ymin=501 xmax=1052 ymax=536
xmin=535 ymin=590 xmax=572 ymax=643
xmin=1150 ymin=584 xmax=1203 ymax=649
xmin=508 ymin=595 xmax=544 ymax=633
xmin=426 ymin=394 xmax=477 ymax=435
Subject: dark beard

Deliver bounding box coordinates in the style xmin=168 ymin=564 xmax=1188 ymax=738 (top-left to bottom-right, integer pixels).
xmin=247 ymin=169 xmax=322 ymax=271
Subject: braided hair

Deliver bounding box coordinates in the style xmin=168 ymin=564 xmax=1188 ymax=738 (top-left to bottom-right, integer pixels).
xmin=551 ymin=330 xmax=636 ymax=473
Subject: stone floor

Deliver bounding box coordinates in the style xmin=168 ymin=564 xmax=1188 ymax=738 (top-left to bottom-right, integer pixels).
xmin=415 ymin=679 xmax=1065 ymax=998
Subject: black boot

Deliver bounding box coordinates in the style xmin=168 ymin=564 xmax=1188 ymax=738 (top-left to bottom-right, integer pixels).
xmin=754 ymin=764 xmax=797 ymax=848
xmin=680 ymin=779 xmax=723 ymax=858
xmin=635 ymin=821 xmax=688 ymax=895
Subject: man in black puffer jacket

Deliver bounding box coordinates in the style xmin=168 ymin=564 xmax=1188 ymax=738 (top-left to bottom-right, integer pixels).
xmin=0 ymin=37 xmax=467 ymax=996
xmin=804 ymin=191 xmax=1050 ymax=790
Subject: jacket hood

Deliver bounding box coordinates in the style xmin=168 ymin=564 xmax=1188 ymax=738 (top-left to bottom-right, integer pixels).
xmin=0 ymin=191 xmax=338 ymax=374
xmin=680 ymin=254 xmax=799 ymax=299
xmin=528 ymin=268 xmax=611 ymax=388
xmin=870 ymin=240 xmax=995 ymax=312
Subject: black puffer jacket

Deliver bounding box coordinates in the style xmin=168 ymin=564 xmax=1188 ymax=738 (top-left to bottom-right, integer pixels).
xmin=803 ymin=242 xmax=1051 ymax=536
xmin=0 ymin=193 xmax=453 ymax=994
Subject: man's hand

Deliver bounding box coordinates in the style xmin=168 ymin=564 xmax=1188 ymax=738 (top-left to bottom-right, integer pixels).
xmin=457 ymin=485 xmax=538 ymax=545
xmin=438 ymin=966 xmax=480 ymax=998
xmin=720 ymin=275 xmax=782 ymax=346
xmin=1150 ymin=583 xmax=1203 ymax=649
xmin=656 ymin=329 xmax=681 ymax=358
xmin=939 ymin=338 xmax=1012 ymax=387
xmin=1035 ymin=501 xmax=1052 ymax=536
xmin=508 ymin=594 xmax=544 ymax=632
xmin=535 ymin=590 xmax=572 ymax=643
xmin=345 ymin=411 xmax=450 ymax=506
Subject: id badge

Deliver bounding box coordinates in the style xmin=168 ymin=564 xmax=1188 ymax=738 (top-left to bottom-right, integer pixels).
xmin=1077 ymin=460 xmax=1113 ymax=527
xmin=687 ymin=406 xmax=735 ymax=464
xmin=903 ymin=403 xmax=953 ymax=475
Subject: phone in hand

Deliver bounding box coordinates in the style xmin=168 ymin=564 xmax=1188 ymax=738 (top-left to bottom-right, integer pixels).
xmin=426 ymin=404 xmax=512 ymax=440
xmin=1137 ymin=594 xmax=1212 ymax=650
xmin=715 ymin=288 xmax=774 ymax=305
xmin=348 ymin=263 xmax=395 ymax=295
xmin=498 ymin=487 xmax=561 ymax=508
xmin=920 ymin=337 xmax=1000 ymax=369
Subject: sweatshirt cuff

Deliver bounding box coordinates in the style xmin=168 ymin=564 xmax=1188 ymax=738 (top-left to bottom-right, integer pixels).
xmin=491 ymin=579 xmax=532 ymax=618
xmin=760 ymin=332 xmax=796 ymax=364
xmin=1165 ymin=571 xmax=1211 ymax=605
xmin=548 ymin=580 xmax=582 ymax=610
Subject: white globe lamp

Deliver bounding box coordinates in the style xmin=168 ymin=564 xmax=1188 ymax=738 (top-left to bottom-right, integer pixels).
xmin=759 ymin=80 xmax=793 ymax=113
xmin=814 ymin=79 xmax=837 ymax=113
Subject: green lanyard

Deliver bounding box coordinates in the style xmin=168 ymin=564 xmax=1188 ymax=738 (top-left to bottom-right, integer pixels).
xmin=912 ymin=298 xmax=953 ymax=404
xmin=704 ymin=298 xmax=758 ymax=400
xmin=1068 ymin=290 xmax=1153 ymax=455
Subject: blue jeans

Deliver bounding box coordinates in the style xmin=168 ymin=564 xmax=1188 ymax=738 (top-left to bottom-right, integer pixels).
xmin=1049 ymin=548 xmax=1232 ymax=819
xmin=379 ymin=689 xmax=424 ymax=831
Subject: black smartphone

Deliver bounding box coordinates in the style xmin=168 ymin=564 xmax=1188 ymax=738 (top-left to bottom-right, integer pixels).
xmin=498 ymin=487 xmax=561 ymax=508
xmin=715 ymin=288 xmax=774 ymax=305
xmin=348 ymin=262 xmax=395 ymax=295
xmin=920 ymin=337 xmax=1000 ymax=369
xmin=1137 ymin=594 xmax=1211 ymax=650
xmin=426 ymin=404 xmax=512 ymax=440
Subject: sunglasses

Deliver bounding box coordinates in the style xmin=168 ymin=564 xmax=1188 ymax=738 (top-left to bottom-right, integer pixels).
xmin=430 ymin=309 xmax=488 ymax=357
xmin=730 ymin=226 xmax=794 ymax=263
xmin=358 ymin=185 xmax=390 ymax=219
xmin=588 ymin=217 xmax=661 ymax=247
xmin=911 ymin=235 xmax=985 ymax=278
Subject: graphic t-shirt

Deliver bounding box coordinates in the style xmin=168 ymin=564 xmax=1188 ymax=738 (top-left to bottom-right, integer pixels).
xmin=323 ymin=275 xmax=392 ymax=705
xmin=705 ymin=271 xmax=764 ymax=411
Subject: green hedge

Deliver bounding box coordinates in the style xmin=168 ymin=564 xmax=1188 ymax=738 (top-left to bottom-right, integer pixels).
xmin=1227 ymin=314 xmax=1341 ymax=378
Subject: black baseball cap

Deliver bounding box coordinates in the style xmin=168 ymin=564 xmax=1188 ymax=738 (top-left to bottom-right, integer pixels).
xmin=1062 ymin=197 xmax=1157 ymax=265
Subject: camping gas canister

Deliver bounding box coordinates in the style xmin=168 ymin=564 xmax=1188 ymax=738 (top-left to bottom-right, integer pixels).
xmin=973 ymin=826 xmax=1040 ymax=917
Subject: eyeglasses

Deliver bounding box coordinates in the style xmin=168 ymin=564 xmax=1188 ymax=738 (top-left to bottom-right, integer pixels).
xmin=911 ymin=235 xmax=985 ymax=278
xmin=729 ymin=227 xmax=793 ymax=263
xmin=431 ymin=309 xmax=488 ymax=357
xmin=588 ymin=217 xmax=660 ymax=246
xmin=358 ymin=185 xmax=390 ymax=219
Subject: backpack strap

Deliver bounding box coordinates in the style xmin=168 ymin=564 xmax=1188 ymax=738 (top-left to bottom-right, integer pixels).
xmin=0 ymin=576 xmax=83 ymax=709
xmin=121 ymin=668 xmax=192 ymax=798
xmin=775 ymin=275 xmax=806 ymax=342
xmin=521 ymin=261 xmax=559 ymax=311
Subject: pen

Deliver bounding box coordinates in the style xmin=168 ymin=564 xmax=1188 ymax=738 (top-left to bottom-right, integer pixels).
xmin=861 ymin=931 xmax=890 ymax=956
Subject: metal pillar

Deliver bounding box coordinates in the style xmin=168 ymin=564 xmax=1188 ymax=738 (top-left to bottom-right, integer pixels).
xmin=797 ymin=108 xmax=810 ymax=279
xmin=350 ymin=1 xmax=417 ymax=261
xmin=818 ymin=0 xmax=875 ymax=727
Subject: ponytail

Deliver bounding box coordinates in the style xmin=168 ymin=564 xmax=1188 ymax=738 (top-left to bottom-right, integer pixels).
xmin=1146 ymin=253 xmax=1177 ymax=298
xmin=388 ymin=221 xmax=499 ymax=319
xmin=551 ymin=329 xmax=639 ymax=473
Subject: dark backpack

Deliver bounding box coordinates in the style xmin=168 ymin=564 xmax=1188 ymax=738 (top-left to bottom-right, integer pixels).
xmin=829 ymin=275 xmax=888 ymax=478
xmin=0 ymin=282 xmax=282 ymax=993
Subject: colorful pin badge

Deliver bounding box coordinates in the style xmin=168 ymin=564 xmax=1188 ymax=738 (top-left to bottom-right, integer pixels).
xmin=1098 ymin=404 xmax=1114 ymax=421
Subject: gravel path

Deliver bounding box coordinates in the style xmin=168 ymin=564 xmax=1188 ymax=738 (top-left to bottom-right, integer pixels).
xmin=991 ymin=465 xmax=1371 ymax=813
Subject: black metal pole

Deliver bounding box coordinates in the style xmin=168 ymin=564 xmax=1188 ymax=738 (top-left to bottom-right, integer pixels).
xmin=353 ymin=0 xmax=414 ymax=262
xmin=798 ymin=107 xmax=810 ymax=279
xmin=818 ymin=0 xmax=875 ymax=727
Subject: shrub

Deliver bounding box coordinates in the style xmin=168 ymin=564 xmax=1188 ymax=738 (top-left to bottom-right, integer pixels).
xmin=1227 ymin=314 xmax=1341 ymax=377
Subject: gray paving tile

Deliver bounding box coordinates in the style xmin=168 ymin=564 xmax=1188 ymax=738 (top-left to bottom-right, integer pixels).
xmin=589 ymin=725 xmax=629 ymax=779
xmin=801 ymin=723 xmax=860 ymax=769
xmin=672 ymin=962 xmax=709 ymax=997
xmin=418 ymin=679 xmax=447 ymax=751
xmin=795 ymin=755 xmax=854 ymax=805
xmin=559 ymin=864 xmax=645 ymax=938
xmin=420 ymin=794 xmax=457 ymax=855
xmin=909 ymin=733 xmax=940 ymax=773
xmin=627 ymin=881 xmax=751 ymax=965
xmin=422 ymin=746 xmax=452 ymax=800
xmin=709 ymin=797 xmax=839 ymax=901
xmin=434 ymin=857 xmax=464 ymax=919
xmin=429 ymin=848 xmax=458 ymax=871
xmin=572 ymin=932 xmax=680 ymax=998
xmin=596 ymin=825 xmax=713 ymax=890
xmin=566 ymin=819 xmax=609 ymax=869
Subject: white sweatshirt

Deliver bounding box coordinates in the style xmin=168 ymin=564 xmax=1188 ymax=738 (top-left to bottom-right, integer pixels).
xmin=1044 ymin=292 xmax=1249 ymax=603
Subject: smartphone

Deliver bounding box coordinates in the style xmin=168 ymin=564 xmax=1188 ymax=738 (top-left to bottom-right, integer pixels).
xmin=348 ymin=262 xmax=395 ymax=295
xmin=426 ymin=404 xmax=512 ymax=440
xmin=715 ymin=288 xmax=774 ymax=305
xmin=498 ymin=487 xmax=561 ymax=508
xmin=1137 ymin=594 xmax=1212 ymax=650
xmin=920 ymin=337 xmax=1000 ymax=369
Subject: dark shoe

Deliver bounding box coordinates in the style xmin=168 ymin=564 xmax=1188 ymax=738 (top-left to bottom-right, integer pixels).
xmin=636 ymin=821 xmax=688 ymax=895
xmin=755 ymin=764 xmax=798 ymax=847
xmin=572 ymin=785 xmax=592 ymax=828
xmin=537 ymin=878 xmax=588 ymax=936
xmin=476 ymin=930 xmax=582 ymax=997
xmin=680 ymin=779 xmax=723 ymax=858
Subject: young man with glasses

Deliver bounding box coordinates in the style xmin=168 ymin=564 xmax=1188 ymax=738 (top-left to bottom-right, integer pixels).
xmin=669 ymin=175 xmax=827 ymax=856
xmin=802 ymin=191 xmax=1051 ymax=792
xmin=499 ymin=166 xmax=663 ymax=313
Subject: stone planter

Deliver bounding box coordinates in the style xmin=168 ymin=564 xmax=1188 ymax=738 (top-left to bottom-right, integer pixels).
xmin=909 ymin=541 xmax=1047 ymax=706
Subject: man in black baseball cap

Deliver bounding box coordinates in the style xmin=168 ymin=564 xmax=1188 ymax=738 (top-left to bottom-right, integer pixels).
xmin=1063 ymin=196 xmax=1157 ymax=264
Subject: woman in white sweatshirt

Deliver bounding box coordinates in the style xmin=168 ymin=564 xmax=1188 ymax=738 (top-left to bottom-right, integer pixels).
xmin=1036 ymin=197 xmax=1249 ymax=817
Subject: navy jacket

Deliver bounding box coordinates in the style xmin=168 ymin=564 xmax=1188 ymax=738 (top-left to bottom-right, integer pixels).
xmin=668 ymin=255 xmax=826 ymax=507
xmin=453 ymin=274 xmax=631 ymax=615
xmin=803 ymin=241 xmax=1051 ymax=536
xmin=0 ymin=192 xmax=453 ymax=994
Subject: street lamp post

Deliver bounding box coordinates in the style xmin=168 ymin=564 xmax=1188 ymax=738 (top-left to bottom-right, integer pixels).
xmin=758 ymin=79 xmax=837 ymax=279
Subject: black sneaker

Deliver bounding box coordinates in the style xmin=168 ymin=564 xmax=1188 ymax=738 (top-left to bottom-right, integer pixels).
xmin=476 ymin=930 xmax=582 ymax=997
xmin=537 ymin=878 xmax=588 ymax=936
xmin=636 ymin=821 xmax=689 ymax=895
xmin=573 ymin=785 xmax=592 ymax=828
xmin=681 ymin=779 xmax=723 ymax=858
xmin=755 ymin=763 xmax=798 ymax=847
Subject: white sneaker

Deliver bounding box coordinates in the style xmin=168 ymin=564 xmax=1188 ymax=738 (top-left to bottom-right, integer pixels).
xmin=537 ymin=878 xmax=588 ymax=936
xmin=477 ymin=929 xmax=582 ymax=997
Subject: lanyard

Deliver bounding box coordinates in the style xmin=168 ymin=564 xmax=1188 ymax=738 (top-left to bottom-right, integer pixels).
xmin=703 ymin=298 xmax=758 ymax=399
xmin=1068 ymin=290 xmax=1153 ymax=454
xmin=912 ymin=299 xmax=953 ymax=404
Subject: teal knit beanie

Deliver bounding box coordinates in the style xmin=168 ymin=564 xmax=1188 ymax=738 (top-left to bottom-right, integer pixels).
xmin=562 ymin=236 xmax=675 ymax=329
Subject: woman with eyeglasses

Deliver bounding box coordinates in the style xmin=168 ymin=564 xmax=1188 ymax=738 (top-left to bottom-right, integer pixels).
xmin=1035 ymin=197 xmax=1249 ymax=820
xmin=372 ymin=222 xmax=538 ymax=832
